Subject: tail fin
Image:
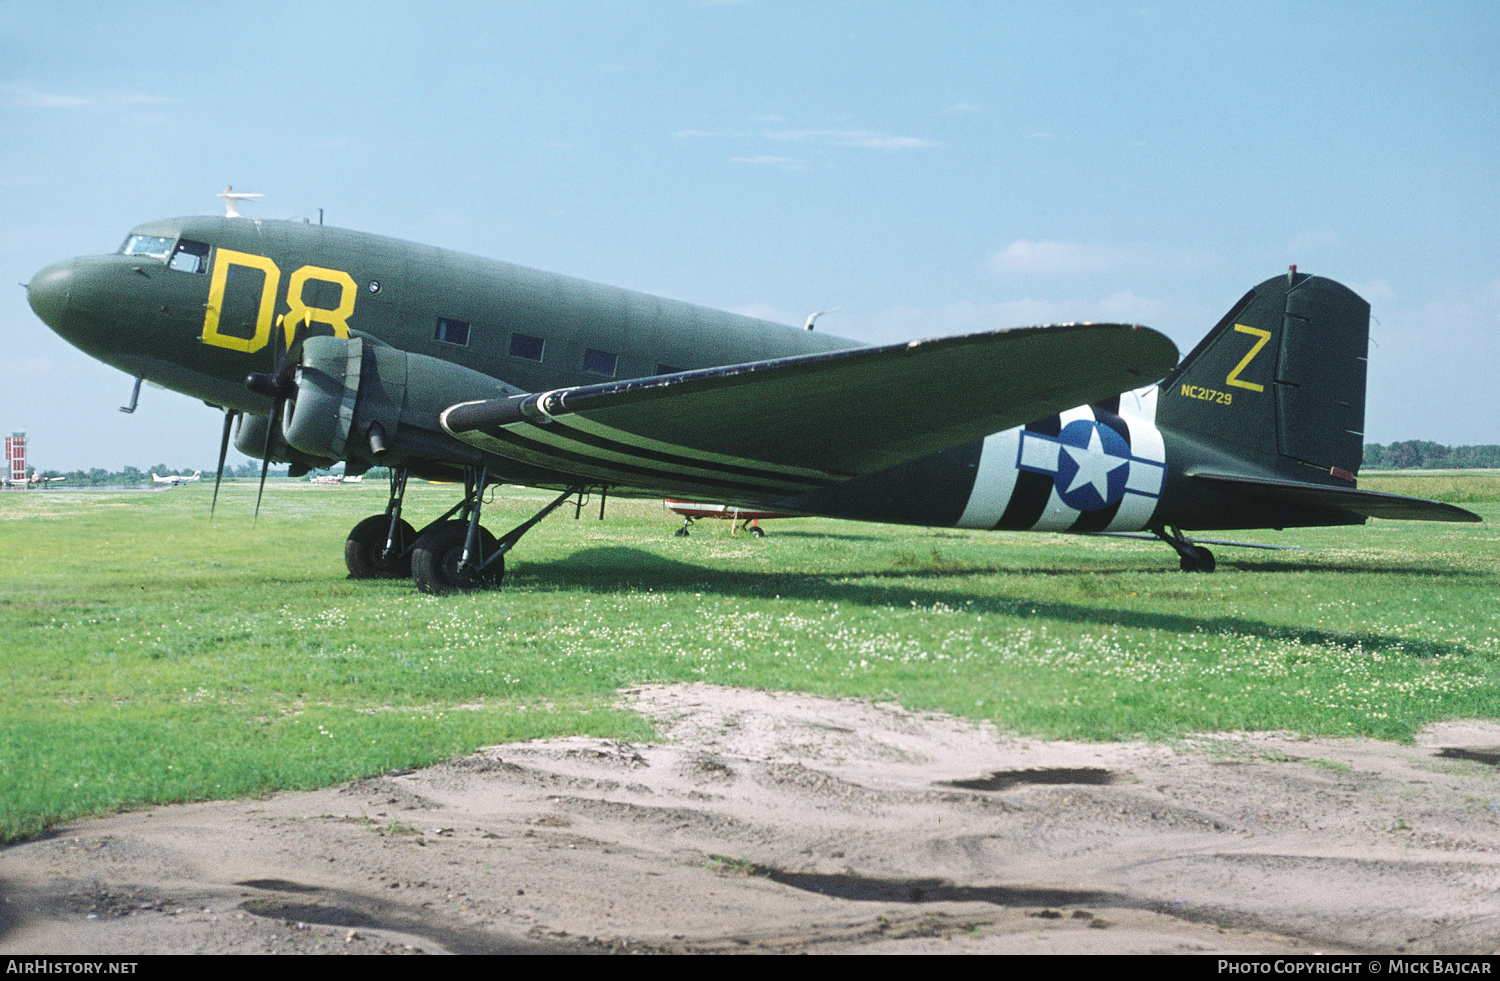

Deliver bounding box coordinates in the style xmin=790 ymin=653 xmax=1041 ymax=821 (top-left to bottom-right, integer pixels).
xmin=1158 ymin=270 xmax=1369 ymax=484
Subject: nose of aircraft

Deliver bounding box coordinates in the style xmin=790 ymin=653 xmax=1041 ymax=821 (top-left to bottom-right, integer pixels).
xmin=26 ymin=259 xmax=75 ymax=333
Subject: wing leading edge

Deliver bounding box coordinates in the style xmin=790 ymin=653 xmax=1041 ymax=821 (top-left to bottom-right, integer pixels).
xmin=441 ymin=323 xmax=1179 ymax=503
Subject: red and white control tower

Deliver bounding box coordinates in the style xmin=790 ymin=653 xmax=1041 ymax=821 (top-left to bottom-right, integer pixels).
xmin=5 ymin=432 xmax=26 ymax=484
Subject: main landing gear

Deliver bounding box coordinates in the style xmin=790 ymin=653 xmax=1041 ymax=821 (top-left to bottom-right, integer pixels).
xmin=1152 ymin=524 xmax=1216 ymax=573
xmin=344 ymin=468 xmax=585 ymax=594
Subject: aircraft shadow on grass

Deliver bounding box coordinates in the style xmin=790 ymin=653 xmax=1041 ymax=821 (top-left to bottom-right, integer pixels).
xmin=512 ymin=546 xmax=1480 ymax=662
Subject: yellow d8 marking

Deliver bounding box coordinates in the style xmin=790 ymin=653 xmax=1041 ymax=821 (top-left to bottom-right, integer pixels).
xmin=201 ymin=250 xmax=355 ymax=353
xmin=284 ymin=265 xmax=356 ymax=348
xmin=201 ymin=249 xmax=280 ymax=353
xmin=1225 ymin=324 xmax=1271 ymax=392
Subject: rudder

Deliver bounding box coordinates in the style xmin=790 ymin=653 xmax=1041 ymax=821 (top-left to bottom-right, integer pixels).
xmin=1157 ymin=270 xmax=1369 ymax=484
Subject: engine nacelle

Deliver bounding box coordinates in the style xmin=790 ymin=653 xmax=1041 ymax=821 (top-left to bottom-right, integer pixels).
xmin=233 ymin=412 xmax=337 ymax=476
xmin=281 ymin=336 xmax=522 ymax=469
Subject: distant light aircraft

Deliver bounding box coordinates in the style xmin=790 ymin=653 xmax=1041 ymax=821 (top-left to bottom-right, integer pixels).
xmin=666 ymin=499 xmax=783 ymax=538
xmin=26 ymin=205 xmax=1480 ymax=592
xmin=152 ymin=470 xmax=201 ymax=486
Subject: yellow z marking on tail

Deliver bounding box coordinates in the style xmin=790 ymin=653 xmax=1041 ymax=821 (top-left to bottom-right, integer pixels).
xmin=1225 ymin=324 xmax=1271 ymax=392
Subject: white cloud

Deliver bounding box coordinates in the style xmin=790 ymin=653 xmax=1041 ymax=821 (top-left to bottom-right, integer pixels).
xmin=764 ymin=128 xmax=940 ymax=150
xmin=3 ymin=84 xmax=92 ymax=108
xmin=984 ymin=239 xmax=1216 ymax=275
xmin=2 ymin=84 xmax=172 ymax=110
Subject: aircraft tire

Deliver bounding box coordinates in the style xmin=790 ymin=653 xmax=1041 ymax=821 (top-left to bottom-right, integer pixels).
xmin=674 ymin=526 xmax=689 ymax=537
xmin=750 ymin=525 xmax=765 ymax=538
xmin=1178 ymin=545 xmax=1216 ymax=573
xmin=412 ymin=520 xmax=503 ymax=594
xmin=345 ymin=514 xmax=416 ymax=579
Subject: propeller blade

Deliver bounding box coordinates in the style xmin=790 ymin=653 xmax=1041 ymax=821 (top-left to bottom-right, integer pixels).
xmin=251 ymin=314 xmax=313 ymax=522
xmin=276 ymin=313 xmax=310 ymax=386
xmin=210 ymin=408 xmax=237 ymax=517
xmin=252 ymin=314 xmax=310 ymax=522
xmin=254 ymin=401 xmax=281 ymax=522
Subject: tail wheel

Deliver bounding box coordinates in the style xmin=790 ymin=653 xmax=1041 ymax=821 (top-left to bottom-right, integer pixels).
xmin=345 ymin=514 xmax=415 ymax=579
xmin=1178 ymin=545 xmax=1216 ymax=573
xmin=412 ymin=520 xmax=503 ymax=594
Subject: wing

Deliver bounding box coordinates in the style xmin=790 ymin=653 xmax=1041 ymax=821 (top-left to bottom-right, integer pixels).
xmin=441 ymin=323 xmax=1179 ymax=503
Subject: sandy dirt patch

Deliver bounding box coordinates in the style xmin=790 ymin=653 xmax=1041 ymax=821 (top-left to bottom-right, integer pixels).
xmin=2 ymin=684 xmax=1498 ymax=954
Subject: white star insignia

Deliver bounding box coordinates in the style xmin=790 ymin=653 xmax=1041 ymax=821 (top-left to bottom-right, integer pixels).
xmin=1062 ymin=426 xmax=1127 ymax=502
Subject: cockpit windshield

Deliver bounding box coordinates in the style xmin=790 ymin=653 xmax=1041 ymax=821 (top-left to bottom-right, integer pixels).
xmin=119 ymin=234 xmax=174 ymax=260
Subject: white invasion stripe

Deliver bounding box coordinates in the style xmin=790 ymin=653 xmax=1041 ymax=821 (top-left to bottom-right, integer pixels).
xmin=486 ymin=424 xmax=818 ymax=493
xmin=1109 ymin=491 xmax=1158 ymax=531
xmin=1109 ymin=412 xmax=1166 ymax=531
xmin=1119 ymin=412 xmax=1166 ymax=481
xmin=956 ymin=427 xmax=1021 ymax=529
xmin=1115 ymin=384 xmax=1159 ymax=422
xmin=457 ymin=430 xmax=792 ymax=497
xmin=535 ymin=414 xmax=838 ymax=481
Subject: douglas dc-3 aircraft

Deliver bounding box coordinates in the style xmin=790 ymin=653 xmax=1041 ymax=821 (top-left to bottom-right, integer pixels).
xmin=26 ymin=209 xmax=1479 ymax=593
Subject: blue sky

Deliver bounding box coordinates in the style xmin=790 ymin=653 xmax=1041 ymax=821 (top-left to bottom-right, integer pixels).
xmin=3 ymin=0 xmax=1497 ymax=472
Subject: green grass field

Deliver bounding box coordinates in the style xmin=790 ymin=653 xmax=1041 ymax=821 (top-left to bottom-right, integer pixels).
xmin=2 ymin=473 xmax=1497 ymax=843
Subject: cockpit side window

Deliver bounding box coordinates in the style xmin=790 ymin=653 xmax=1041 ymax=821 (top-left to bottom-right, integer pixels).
xmin=168 ymin=239 xmax=211 ymax=274
xmin=119 ymin=234 xmax=174 ymax=260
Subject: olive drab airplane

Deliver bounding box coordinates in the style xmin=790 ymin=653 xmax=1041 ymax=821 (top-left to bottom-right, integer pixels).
xmin=26 ymin=204 xmax=1480 ymax=593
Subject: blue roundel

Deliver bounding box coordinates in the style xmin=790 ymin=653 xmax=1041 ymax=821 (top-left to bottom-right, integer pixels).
xmin=1053 ymin=420 xmax=1131 ymax=512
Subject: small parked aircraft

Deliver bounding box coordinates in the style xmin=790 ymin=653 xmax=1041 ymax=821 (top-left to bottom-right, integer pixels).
xmin=26 ymin=207 xmax=1479 ymax=592
xmin=152 ymin=470 xmax=201 ymax=486
xmin=665 ymin=499 xmax=784 ymax=538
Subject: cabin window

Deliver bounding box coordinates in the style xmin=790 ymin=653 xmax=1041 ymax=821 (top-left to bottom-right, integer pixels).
xmin=509 ymin=332 xmax=544 ymax=361
xmin=119 ymin=234 xmax=173 ymax=260
xmin=583 ymin=348 xmax=618 ymax=377
xmin=434 ymin=317 xmax=470 ymax=346
xmin=168 ymin=239 xmax=211 ymax=274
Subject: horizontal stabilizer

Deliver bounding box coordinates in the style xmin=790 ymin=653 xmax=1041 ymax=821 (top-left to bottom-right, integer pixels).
xmin=443 ymin=323 xmax=1178 ymax=502
xmin=1190 ymin=472 xmax=1482 ymax=523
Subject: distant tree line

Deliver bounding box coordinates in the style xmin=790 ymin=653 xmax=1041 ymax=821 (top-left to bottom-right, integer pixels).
xmin=1363 ymin=442 xmax=1500 ymax=470
xmin=28 ymin=465 xmax=394 ymax=485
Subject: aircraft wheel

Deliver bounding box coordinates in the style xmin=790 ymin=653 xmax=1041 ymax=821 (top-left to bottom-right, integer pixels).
xmin=1178 ymin=545 xmax=1216 ymax=573
xmin=674 ymin=526 xmax=690 ymax=537
xmin=750 ymin=525 xmax=765 ymax=538
xmin=412 ymin=520 xmax=503 ymax=594
xmin=345 ymin=514 xmax=415 ymax=579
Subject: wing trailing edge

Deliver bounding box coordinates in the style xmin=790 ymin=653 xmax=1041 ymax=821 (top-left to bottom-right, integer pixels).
xmin=441 ymin=323 xmax=1179 ymax=501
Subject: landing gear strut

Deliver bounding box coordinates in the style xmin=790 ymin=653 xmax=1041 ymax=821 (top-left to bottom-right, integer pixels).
xmin=673 ymin=516 xmax=765 ymax=538
xmin=409 ymin=471 xmax=586 ymax=595
xmin=1152 ymin=524 xmax=1216 ymax=573
xmin=345 ymin=469 xmax=415 ymax=579
xmin=344 ymin=469 xmax=589 ymax=593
